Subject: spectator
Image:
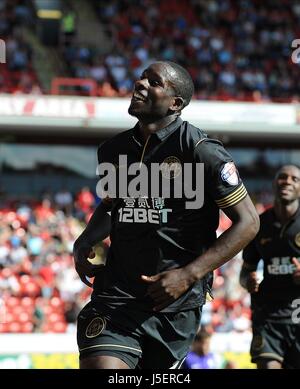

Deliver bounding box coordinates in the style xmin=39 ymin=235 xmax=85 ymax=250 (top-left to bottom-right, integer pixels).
xmin=75 ymin=187 xmax=95 ymax=216
xmin=54 ymin=188 xmax=73 ymax=215
xmin=183 ymin=330 xmax=222 ymax=369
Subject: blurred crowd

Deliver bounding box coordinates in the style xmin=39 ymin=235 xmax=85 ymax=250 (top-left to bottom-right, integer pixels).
xmin=0 ymin=187 xmax=102 ymax=333
xmin=76 ymin=0 xmax=300 ymax=101
xmin=1 ymin=0 xmax=299 ymax=101
xmin=0 ymin=0 xmax=42 ymax=94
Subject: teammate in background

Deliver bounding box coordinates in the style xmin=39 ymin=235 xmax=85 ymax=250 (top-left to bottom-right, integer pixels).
xmin=240 ymin=165 xmax=300 ymax=369
xmin=73 ymin=61 xmax=259 ymax=369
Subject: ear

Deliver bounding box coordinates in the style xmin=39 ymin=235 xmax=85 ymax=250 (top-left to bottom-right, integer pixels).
xmin=169 ymin=96 xmax=184 ymax=114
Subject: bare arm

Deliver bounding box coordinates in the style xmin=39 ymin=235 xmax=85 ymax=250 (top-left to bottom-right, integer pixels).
xmin=75 ymin=201 xmax=111 ymax=247
xmin=185 ymin=195 xmax=260 ymax=281
xmin=142 ymin=195 xmax=260 ymax=311
xmin=73 ymin=201 xmax=111 ymax=287
xmin=239 ymin=263 xmax=259 ymax=293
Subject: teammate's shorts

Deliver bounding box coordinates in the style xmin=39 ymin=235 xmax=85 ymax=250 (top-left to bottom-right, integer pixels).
xmin=250 ymin=319 xmax=300 ymax=368
xmin=77 ymin=299 xmax=202 ymax=369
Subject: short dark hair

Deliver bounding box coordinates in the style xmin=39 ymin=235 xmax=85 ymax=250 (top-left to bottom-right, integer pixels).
xmin=158 ymin=61 xmax=195 ymax=109
xmin=275 ymin=164 xmax=300 ymax=178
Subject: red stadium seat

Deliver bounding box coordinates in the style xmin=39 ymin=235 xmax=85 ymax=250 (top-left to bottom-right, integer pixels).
xmin=19 ymin=312 xmax=31 ymax=323
xmin=42 ymin=323 xmax=51 ymax=333
xmin=4 ymin=312 xmax=14 ymax=323
xmin=20 ymin=322 xmax=33 ymax=333
xmin=35 ymin=297 xmax=47 ymax=306
xmin=19 ymin=276 xmax=41 ymax=297
xmin=52 ymin=321 xmax=67 ymax=333
xmin=6 ymin=296 xmax=20 ymax=308
xmin=11 ymin=305 xmax=26 ymax=316
xmin=7 ymin=322 xmax=22 ymax=333
xmin=50 ymin=297 xmax=63 ymax=308
xmin=47 ymin=312 xmax=64 ymax=323
xmin=0 ymin=323 xmax=8 ymax=333
xmin=24 ymin=281 xmax=41 ymax=297
xmin=21 ymin=297 xmax=35 ymax=308
xmin=43 ymin=305 xmax=53 ymax=315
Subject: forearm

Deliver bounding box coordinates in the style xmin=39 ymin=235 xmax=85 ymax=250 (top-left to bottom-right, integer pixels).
xmin=76 ymin=202 xmax=111 ymax=247
xmin=239 ymin=266 xmax=251 ymax=289
xmin=185 ymin=218 xmax=258 ymax=283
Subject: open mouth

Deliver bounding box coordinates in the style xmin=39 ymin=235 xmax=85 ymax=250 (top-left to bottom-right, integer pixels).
xmin=279 ymin=187 xmax=293 ymax=194
xmin=132 ymin=92 xmax=147 ymax=102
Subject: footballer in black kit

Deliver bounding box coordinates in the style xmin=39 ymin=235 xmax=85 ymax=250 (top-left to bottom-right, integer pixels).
xmin=74 ymin=61 xmax=259 ymax=369
xmin=240 ymin=165 xmax=300 ymax=369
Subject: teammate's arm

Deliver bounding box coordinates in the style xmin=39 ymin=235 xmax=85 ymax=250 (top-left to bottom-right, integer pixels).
xmin=239 ymin=240 xmax=261 ymax=293
xmin=142 ymin=196 xmax=259 ymax=311
xmin=292 ymin=257 xmax=300 ymax=285
xmin=240 ymin=264 xmax=259 ymax=293
xmin=73 ymin=201 xmax=111 ymax=287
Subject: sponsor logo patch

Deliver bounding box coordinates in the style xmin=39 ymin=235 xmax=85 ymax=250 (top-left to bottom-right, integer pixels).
xmin=221 ymin=162 xmax=239 ymax=185
xmin=85 ymin=317 xmax=106 ymax=338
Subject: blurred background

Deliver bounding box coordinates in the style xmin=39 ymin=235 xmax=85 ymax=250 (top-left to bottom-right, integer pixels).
xmin=0 ymin=0 xmax=300 ymax=369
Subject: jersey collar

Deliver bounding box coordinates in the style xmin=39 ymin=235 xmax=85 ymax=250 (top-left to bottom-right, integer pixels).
xmin=154 ymin=117 xmax=183 ymax=141
xmin=131 ymin=117 xmax=182 ymax=145
xmin=271 ymin=203 xmax=300 ymax=227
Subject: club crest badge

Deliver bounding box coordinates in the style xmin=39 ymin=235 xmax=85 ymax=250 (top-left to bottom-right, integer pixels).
xmin=295 ymin=232 xmax=300 ymax=248
xmin=251 ymin=335 xmax=264 ymax=351
xmin=161 ymin=156 xmax=182 ymax=179
xmin=85 ymin=317 xmax=106 ymax=338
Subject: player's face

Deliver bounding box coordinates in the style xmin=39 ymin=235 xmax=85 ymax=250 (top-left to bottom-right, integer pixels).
xmin=128 ymin=63 xmax=178 ymax=120
xmin=274 ymin=166 xmax=300 ymax=203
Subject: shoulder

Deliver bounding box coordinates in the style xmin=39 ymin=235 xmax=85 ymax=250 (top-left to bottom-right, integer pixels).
xmin=180 ymin=121 xmax=227 ymax=158
xmin=193 ymin=135 xmax=231 ymax=165
xmin=98 ymin=128 xmax=133 ymax=152
xmin=97 ymin=128 xmax=134 ymax=161
xmin=181 ymin=121 xmax=209 ymax=147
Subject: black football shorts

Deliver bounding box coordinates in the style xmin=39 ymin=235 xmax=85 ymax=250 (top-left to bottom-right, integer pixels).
xmin=250 ymin=319 xmax=300 ymax=368
xmin=77 ymin=299 xmax=202 ymax=369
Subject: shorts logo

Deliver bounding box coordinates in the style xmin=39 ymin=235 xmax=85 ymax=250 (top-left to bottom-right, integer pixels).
xmin=251 ymin=335 xmax=264 ymax=351
xmin=221 ymin=162 xmax=239 ymax=186
xmin=161 ymin=156 xmax=182 ymax=179
xmin=85 ymin=317 xmax=106 ymax=338
xmin=260 ymin=237 xmax=272 ymax=245
xmin=295 ymin=232 xmax=300 ymax=247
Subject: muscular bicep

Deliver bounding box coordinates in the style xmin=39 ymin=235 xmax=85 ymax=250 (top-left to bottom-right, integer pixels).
xmin=223 ymin=196 xmax=261 ymax=270
xmin=219 ymin=195 xmax=260 ymax=257
xmin=222 ymin=194 xmax=258 ymax=226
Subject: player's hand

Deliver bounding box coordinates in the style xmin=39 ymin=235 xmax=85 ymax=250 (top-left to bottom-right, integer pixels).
xmin=141 ymin=268 xmax=193 ymax=311
xmin=73 ymin=239 xmax=104 ymax=288
xmin=245 ymin=271 xmax=259 ymax=293
xmin=292 ymin=257 xmax=300 ymax=285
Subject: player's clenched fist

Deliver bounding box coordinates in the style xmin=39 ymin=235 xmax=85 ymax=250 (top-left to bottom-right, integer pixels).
xmin=292 ymin=257 xmax=300 ymax=285
xmin=245 ymin=271 xmax=259 ymax=293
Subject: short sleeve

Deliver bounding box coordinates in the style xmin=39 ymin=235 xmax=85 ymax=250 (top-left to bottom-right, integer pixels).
xmin=194 ymin=139 xmax=247 ymax=209
xmin=242 ymin=239 xmax=261 ymax=269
